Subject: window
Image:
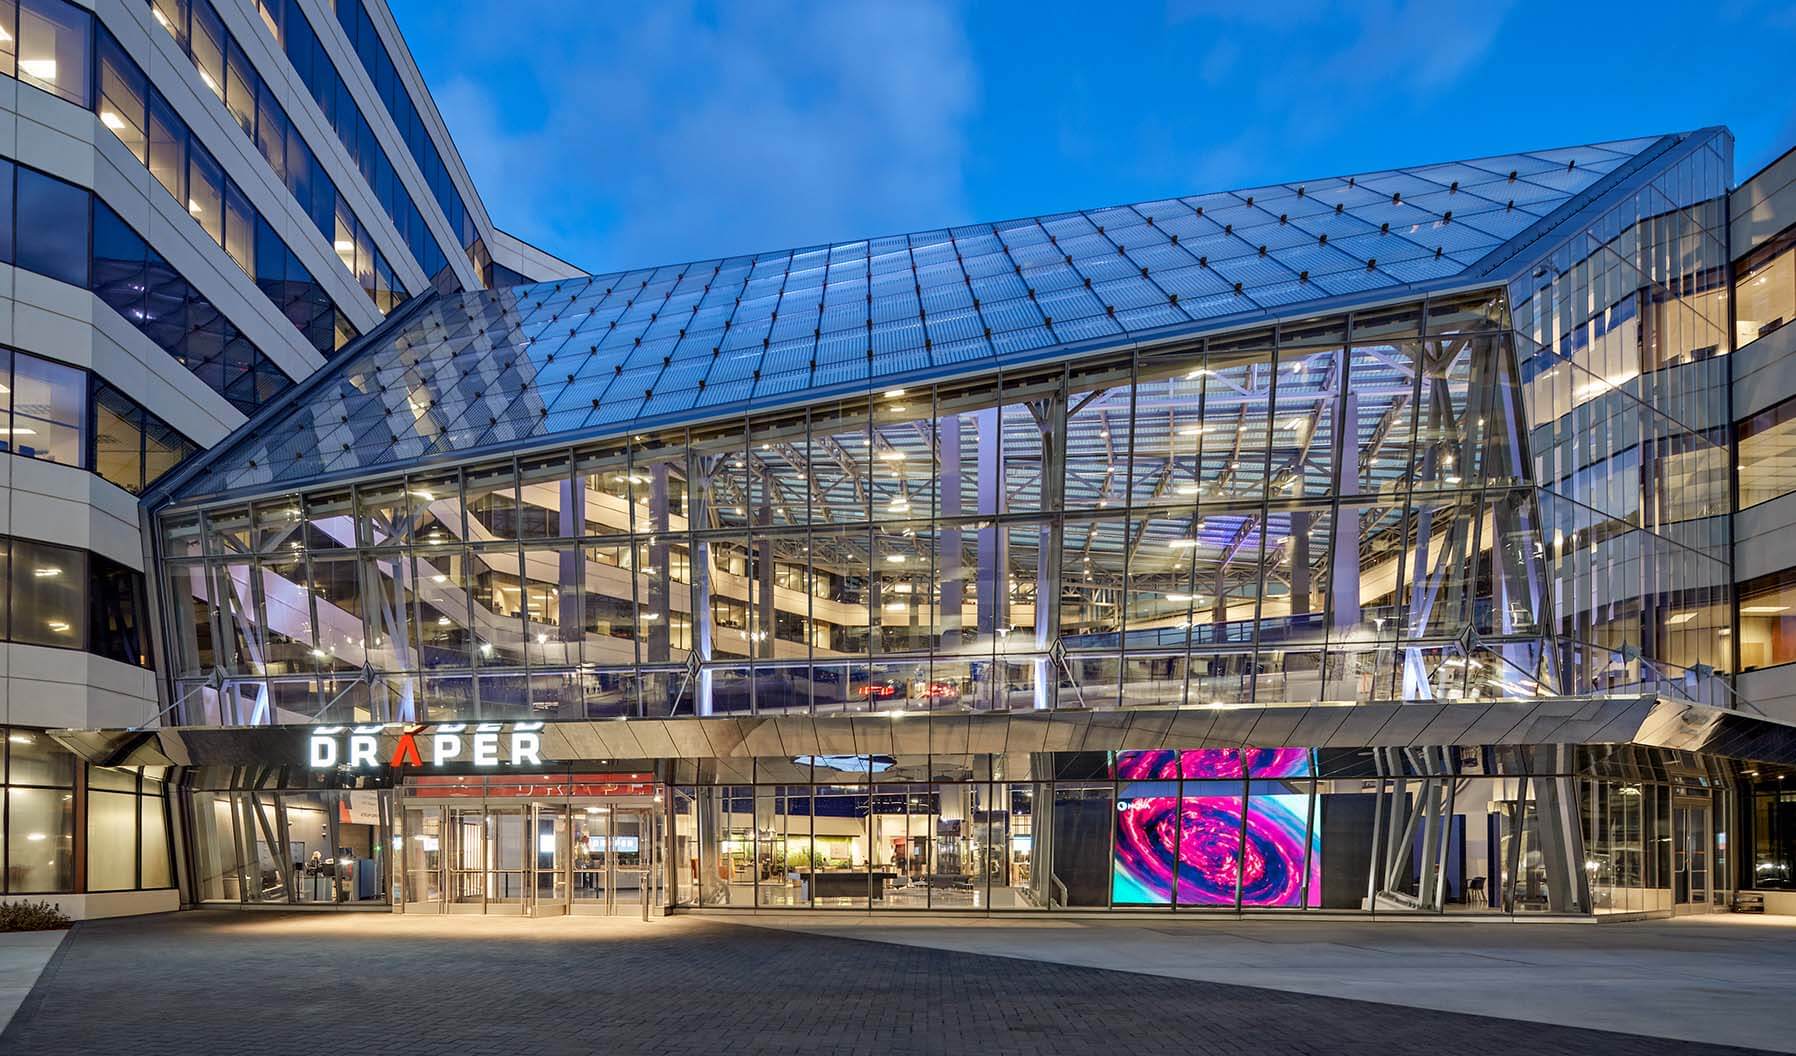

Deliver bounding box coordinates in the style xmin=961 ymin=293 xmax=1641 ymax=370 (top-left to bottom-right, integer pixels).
xmin=0 ymin=0 xmax=17 ymax=78
xmin=86 ymin=769 xmax=172 ymax=891
xmin=147 ymin=94 xmax=186 ymax=204
xmin=90 ymin=552 xmax=150 ymax=667
xmin=1739 ymin=569 xmax=1796 ymax=671
xmin=9 ymin=351 xmax=85 ymax=466
xmin=1737 ymin=233 xmax=1796 ymax=348
xmin=14 ymin=166 xmax=88 ymax=288
xmin=1739 ymin=397 xmax=1796 ymax=509
xmin=5 ymin=729 xmax=75 ymax=894
xmin=96 ymin=31 xmax=147 ymax=162
xmin=87 ymin=788 xmax=136 ymax=890
xmin=17 ymin=0 xmax=89 ymax=108
xmin=11 ymin=538 xmax=84 ymax=649
xmin=92 ymin=384 xmax=142 ymax=491
xmin=0 ymin=534 xmax=151 ymax=666
xmin=188 ymin=144 xmax=224 ymax=242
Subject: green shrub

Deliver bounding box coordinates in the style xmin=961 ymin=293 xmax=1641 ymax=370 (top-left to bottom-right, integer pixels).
xmin=0 ymin=899 xmax=72 ymax=932
xmin=785 ymin=850 xmax=811 ymax=870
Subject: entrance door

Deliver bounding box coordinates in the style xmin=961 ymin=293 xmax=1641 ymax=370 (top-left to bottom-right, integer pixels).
xmin=569 ymin=805 xmax=658 ymax=915
xmin=486 ymin=807 xmax=528 ymax=913
xmin=571 ymin=806 xmax=610 ymax=913
xmin=1673 ymin=799 xmax=1713 ymax=915
xmin=612 ymin=809 xmax=656 ymax=918
xmin=401 ymin=804 xmax=446 ymax=913
xmin=530 ymin=804 xmax=569 ymax=916
xmin=446 ymin=806 xmax=487 ymax=912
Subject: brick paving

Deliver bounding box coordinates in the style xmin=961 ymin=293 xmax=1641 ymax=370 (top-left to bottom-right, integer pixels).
xmin=0 ymin=910 xmax=1772 ymax=1055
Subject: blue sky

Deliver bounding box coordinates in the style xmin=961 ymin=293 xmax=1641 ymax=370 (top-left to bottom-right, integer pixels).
xmin=390 ymin=0 xmax=1796 ymax=275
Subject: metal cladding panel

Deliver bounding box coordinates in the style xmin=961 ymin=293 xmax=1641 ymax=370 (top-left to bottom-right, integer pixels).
xmin=1287 ymin=704 xmax=1354 ymax=746
xmin=702 ymin=720 xmax=752 ymax=758
xmin=998 ymin=715 xmax=1050 ymax=754
xmin=1409 ymin=703 xmax=1492 ymax=745
xmin=736 ymin=718 xmax=786 ymax=758
xmin=1203 ymin=707 xmax=1263 ymax=746
xmin=1161 ymin=708 xmax=1220 ymax=746
xmin=540 ymin=723 xmax=599 ymax=760
xmin=771 ymin=717 xmax=822 ymax=758
xmin=1370 ymin=703 xmax=1447 ymax=745
xmin=1325 ymin=703 xmax=1402 ymax=746
xmin=755 ymin=757 xmax=811 ymax=784
xmin=1632 ymin=700 xmax=1726 ymax=751
xmin=1077 ymin=710 xmax=1137 ymax=751
xmin=850 ymin=715 xmax=897 ymax=757
xmin=1504 ymin=699 xmax=1599 ymax=744
xmin=812 ymin=720 xmax=859 ymax=756
xmin=51 ymin=694 xmax=1796 ymax=774
xmin=1122 ymin=708 xmax=1178 ymax=749
xmin=1553 ymin=699 xmax=1648 ymax=743
xmin=709 ymin=756 xmax=756 ymax=784
xmin=1241 ymin=707 xmax=1305 ymax=745
xmin=928 ymin=714 xmax=972 ymax=755
xmin=1584 ymin=700 xmax=1658 ymax=745
xmin=1455 ymin=702 xmax=1532 ymax=745
xmin=890 ymin=718 xmax=932 ymax=756
xmin=1038 ymin=713 xmax=1087 ymax=752
xmin=658 ymin=721 xmax=717 ymax=759
xmin=623 ymin=720 xmax=681 ymax=759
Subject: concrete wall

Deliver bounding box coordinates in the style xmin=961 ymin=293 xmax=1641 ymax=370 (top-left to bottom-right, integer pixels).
xmin=20 ymin=888 xmax=179 ymax=921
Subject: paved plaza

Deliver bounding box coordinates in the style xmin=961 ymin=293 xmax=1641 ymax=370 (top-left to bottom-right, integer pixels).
xmin=0 ymin=910 xmax=1782 ymax=1055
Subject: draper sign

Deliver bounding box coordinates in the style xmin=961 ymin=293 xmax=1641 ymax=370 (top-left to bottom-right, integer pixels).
xmin=308 ymin=722 xmax=544 ymax=770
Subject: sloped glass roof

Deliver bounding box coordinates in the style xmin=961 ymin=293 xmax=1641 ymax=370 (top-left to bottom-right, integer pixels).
xmin=170 ymin=135 xmax=1668 ymax=501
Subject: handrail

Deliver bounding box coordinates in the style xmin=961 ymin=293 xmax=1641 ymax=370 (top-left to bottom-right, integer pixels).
xmin=1051 ymin=874 xmax=1068 ymax=909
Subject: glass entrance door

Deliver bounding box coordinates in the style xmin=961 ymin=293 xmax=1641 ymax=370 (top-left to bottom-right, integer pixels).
xmin=530 ymin=804 xmax=569 ymax=916
xmin=572 ymin=805 xmax=610 ymax=912
xmin=569 ymin=804 xmax=658 ymax=915
xmin=1674 ymin=798 xmax=1713 ymax=915
xmin=446 ymin=806 xmax=486 ymax=912
xmin=401 ymin=804 xmax=445 ymax=912
xmin=399 ymin=798 xmax=660 ymax=916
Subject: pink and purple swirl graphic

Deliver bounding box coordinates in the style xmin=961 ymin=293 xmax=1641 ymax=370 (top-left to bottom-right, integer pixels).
xmin=1112 ymin=791 xmax=1320 ymax=907
xmin=1113 ymin=748 xmax=1312 ymax=780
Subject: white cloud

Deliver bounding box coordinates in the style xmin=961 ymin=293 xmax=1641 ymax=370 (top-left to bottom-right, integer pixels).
xmin=415 ymin=1 xmax=977 ymax=274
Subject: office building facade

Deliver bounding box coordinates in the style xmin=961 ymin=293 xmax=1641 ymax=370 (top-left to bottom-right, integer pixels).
xmin=8 ymin=6 xmax=1796 ymax=923
xmin=0 ymin=0 xmax=574 ymax=917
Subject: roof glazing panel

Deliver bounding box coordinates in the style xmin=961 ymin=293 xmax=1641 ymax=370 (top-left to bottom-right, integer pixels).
xmin=170 ymin=135 xmax=1668 ymax=501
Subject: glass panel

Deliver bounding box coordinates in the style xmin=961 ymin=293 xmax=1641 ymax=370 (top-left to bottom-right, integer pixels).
xmin=18 ymin=0 xmax=90 ymax=107
xmin=10 ymin=540 xmax=84 ymax=649
xmin=7 ymin=785 xmax=74 ymax=892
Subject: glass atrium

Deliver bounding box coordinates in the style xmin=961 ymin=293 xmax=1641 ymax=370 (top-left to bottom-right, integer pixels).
xmin=128 ymin=129 xmax=1759 ymax=918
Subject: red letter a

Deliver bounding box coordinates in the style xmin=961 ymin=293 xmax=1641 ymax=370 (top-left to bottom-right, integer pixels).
xmin=390 ymin=726 xmax=425 ymax=767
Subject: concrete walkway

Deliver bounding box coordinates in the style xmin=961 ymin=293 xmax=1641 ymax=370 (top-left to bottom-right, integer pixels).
xmin=0 ymin=910 xmax=1762 ymax=1055
xmin=0 ymin=930 xmax=65 ymax=1034
xmin=743 ymin=913 xmax=1796 ymax=1053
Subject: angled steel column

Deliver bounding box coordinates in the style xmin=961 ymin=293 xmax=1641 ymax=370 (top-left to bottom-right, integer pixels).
xmin=940 ymin=414 xmax=965 ymax=645
xmin=646 ymin=464 xmax=673 ymax=663
xmin=975 ymin=407 xmax=1008 ymax=639
xmin=1330 ymin=392 xmax=1362 ymax=630
xmin=1034 ymin=390 xmax=1067 ymax=710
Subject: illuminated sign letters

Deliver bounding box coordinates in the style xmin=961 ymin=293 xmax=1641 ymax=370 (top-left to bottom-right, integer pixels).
xmin=307 ymin=722 xmax=544 ymax=770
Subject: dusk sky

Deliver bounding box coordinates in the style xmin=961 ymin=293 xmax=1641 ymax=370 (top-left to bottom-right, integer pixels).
xmin=389 ymin=0 xmax=1796 ymax=274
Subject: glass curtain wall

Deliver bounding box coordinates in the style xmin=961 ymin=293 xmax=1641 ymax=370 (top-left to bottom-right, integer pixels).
xmin=160 ymin=290 xmax=1567 ymax=724
xmin=1508 ymin=131 xmax=1733 ymax=701
xmin=668 ymin=747 xmax=1695 ymax=915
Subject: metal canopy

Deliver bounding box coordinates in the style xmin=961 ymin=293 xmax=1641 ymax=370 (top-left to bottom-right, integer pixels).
xmin=49 ymin=695 xmax=1796 ymax=770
